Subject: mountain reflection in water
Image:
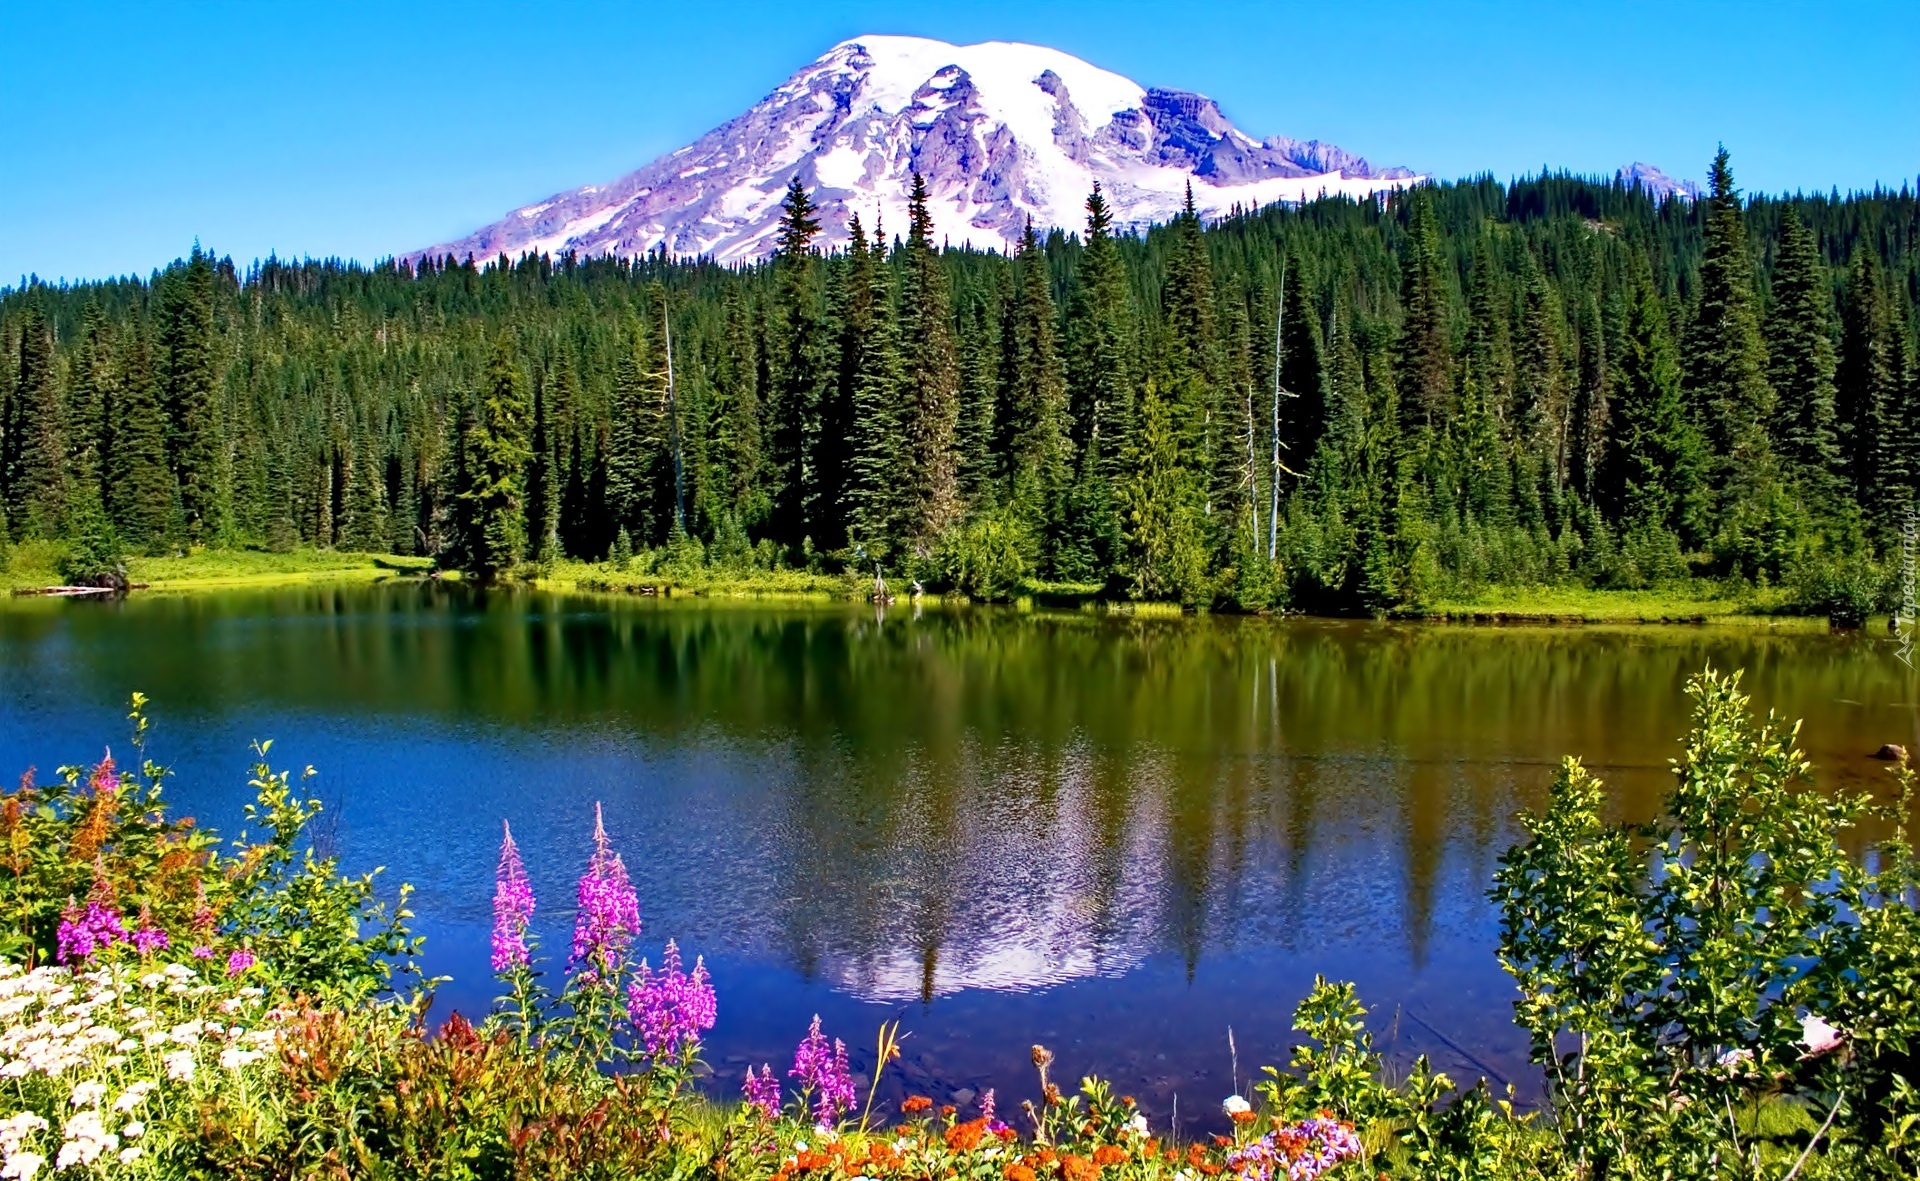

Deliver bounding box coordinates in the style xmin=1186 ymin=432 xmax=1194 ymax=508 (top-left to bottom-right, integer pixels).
xmin=1 ymin=585 xmax=1913 ymax=1114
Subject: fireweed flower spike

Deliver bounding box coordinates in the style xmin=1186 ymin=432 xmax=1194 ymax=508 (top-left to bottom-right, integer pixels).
xmin=742 ymin=1064 xmax=781 ymax=1120
xmin=570 ymin=803 xmax=640 ymax=978
xmin=626 ymin=939 xmax=717 ymax=1055
xmin=790 ymin=1014 xmax=856 ymax=1126
xmin=491 ymin=820 xmax=535 ymax=972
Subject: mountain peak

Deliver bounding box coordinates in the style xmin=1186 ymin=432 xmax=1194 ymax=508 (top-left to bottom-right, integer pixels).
xmin=411 ymin=36 xmax=1421 ymax=265
xmin=1617 ymin=161 xmax=1701 ymax=201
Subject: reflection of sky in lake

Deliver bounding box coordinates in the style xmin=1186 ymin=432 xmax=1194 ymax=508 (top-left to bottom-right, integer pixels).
xmin=2 ymin=587 xmax=1914 ymax=1121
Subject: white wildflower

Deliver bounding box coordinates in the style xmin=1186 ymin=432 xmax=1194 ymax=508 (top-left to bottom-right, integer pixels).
xmin=118 ymin=1146 xmax=141 ymax=1164
xmin=113 ymin=1082 xmax=153 ymax=1112
xmin=1221 ymin=1095 xmax=1251 ymax=1116
xmin=1 ymin=1150 xmax=45 ymax=1180
xmin=1800 ymin=1014 xmax=1845 ymax=1058
xmin=120 ymin=1121 xmax=143 ymax=1140
xmin=68 ymin=1081 xmax=106 ymax=1108
xmin=163 ymin=1050 xmax=195 ymax=1082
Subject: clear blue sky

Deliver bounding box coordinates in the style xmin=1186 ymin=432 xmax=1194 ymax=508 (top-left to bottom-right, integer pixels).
xmin=3 ymin=0 xmax=1914 ymax=283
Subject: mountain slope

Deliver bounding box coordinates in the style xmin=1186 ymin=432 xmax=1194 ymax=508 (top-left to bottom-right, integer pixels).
xmin=412 ymin=35 xmax=1421 ymax=264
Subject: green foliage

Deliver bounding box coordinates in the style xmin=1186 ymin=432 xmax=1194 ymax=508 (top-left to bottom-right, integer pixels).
xmin=936 ymin=508 xmax=1037 ymax=602
xmin=1493 ymin=668 xmax=1920 ymax=1178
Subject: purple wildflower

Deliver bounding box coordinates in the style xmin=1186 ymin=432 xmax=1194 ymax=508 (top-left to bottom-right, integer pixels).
xmin=979 ymin=1088 xmax=995 ymax=1123
xmin=1223 ymin=1117 xmax=1362 ymax=1181
xmin=56 ymin=899 xmax=128 ymax=964
xmin=130 ymin=926 xmax=168 ymax=954
xmin=789 ymin=1014 xmax=856 ymax=1126
xmin=626 ymin=939 xmax=718 ymax=1056
xmin=191 ymin=945 xmax=213 ymax=960
xmin=227 ymin=947 xmax=257 ymax=977
xmin=569 ymin=803 xmax=640 ymax=977
xmin=742 ymin=1064 xmax=781 ymax=1120
xmin=491 ymin=820 xmax=535 ymax=972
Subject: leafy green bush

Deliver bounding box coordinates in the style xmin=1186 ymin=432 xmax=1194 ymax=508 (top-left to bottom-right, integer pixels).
xmin=936 ymin=510 xmax=1036 ymax=602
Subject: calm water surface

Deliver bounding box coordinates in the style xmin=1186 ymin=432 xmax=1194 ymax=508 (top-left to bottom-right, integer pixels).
xmin=1 ymin=584 xmax=1915 ymax=1122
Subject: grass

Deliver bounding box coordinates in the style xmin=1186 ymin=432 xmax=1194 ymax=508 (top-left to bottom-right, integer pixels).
xmin=1415 ymin=581 xmax=1818 ymax=625
xmin=539 ymin=556 xmax=868 ymax=601
xmin=0 ymin=540 xmax=1849 ymax=631
xmin=0 ymin=540 xmax=435 ymax=595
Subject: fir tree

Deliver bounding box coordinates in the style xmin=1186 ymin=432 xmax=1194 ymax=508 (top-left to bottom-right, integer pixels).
xmin=1765 ymin=210 xmax=1843 ymax=506
xmin=999 ymin=220 xmax=1072 ymax=533
xmin=1838 ymin=245 xmax=1901 ymax=518
xmin=844 ymin=228 xmax=906 ymax=555
xmin=1602 ymin=261 xmax=1703 ymax=542
xmin=2 ymin=306 xmax=64 ymax=537
xmin=106 ymin=313 xmax=176 ymax=550
xmin=1684 ymin=150 xmax=1775 ymax=481
xmin=767 ymin=178 xmax=829 ymax=550
xmin=897 ymin=172 xmax=962 ymax=548
xmin=1397 ymin=193 xmax=1454 ymax=429
xmin=1066 ymin=183 xmax=1135 ymax=472
xmin=158 ymin=246 xmax=226 ymax=542
xmin=455 ymin=336 xmax=532 ymax=579
xmin=955 ymin=291 xmax=999 ymax=508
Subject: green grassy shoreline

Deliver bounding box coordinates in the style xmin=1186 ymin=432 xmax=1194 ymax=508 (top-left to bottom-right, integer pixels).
xmin=0 ymin=541 xmax=1847 ymax=627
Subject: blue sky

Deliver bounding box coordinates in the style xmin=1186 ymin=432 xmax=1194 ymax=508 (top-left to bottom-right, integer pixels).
xmin=2 ymin=0 xmax=1914 ymax=283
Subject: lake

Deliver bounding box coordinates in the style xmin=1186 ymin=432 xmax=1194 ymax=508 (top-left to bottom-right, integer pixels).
xmin=1 ymin=583 xmax=1913 ymax=1124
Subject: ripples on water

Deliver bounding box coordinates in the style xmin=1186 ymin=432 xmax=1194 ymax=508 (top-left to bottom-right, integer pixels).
xmin=1 ymin=585 xmax=1913 ymax=1121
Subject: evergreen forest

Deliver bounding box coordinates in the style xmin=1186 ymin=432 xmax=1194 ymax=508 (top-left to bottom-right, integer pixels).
xmin=3 ymin=150 xmax=1918 ymax=612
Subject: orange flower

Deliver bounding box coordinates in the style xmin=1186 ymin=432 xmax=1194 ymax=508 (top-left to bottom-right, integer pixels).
xmin=1005 ymin=1167 xmax=1037 ymax=1181
xmin=1091 ymin=1146 xmax=1127 ymax=1168
xmin=902 ymin=1095 xmax=935 ymax=1114
xmin=942 ymin=1105 xmax=958 ymax=1118
xmin=1058 ymin=1154 xmax=1098 ymax=1181
xmin=945 ymin=1118 xmax=989 ymax=1152
xmin=1229 ymin=1110 xmax=1256 ymax=1125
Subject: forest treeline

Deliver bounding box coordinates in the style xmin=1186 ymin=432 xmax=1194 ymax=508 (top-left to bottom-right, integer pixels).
xmin=2 ymin=151 xmax=1917 ymax=608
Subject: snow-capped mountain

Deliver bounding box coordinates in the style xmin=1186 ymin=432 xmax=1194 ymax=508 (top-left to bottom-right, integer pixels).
xmin=411 ymin=35 xmax=1421 ymax=265
xmin=1617 ymin=161 xmax=1702 ymax=201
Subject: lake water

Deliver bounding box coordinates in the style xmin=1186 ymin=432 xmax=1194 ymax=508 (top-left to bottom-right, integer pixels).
xmin=1 ymin=583 xmax=1914 ymax=1124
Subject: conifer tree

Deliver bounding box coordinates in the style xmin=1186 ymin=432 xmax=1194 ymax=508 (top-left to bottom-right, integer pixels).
xmin=1684 ymin=150 xmax=1775 ymax=481
xmin=456 ymin=334 xmax=532 ymax=581
xmin=1838 ymin=246 xmax=1900 ymax=516
xmin=898 ymin=173 xmax=962 ymax=549
xmin=767 ymin=178 xmax=830 ymax=550
xmin=2 ymin=306 xmax=64 ymax=537
xmin=1465 ymin=233 xmax=1515 ymax=424
xmin=711 ymin=287 xmax=764 ymax=526
xmin=844 ymin=228 xmax=905 ymax=555
xmin=158 ymin=247 xmax=226 ymax=541
xmin=1569 ymin=292 xmax=1609 ymax=502
xmin=106 ymin=314 xmax=177 ymax=550
xmin=68 ymin=303 xmax=114 ymax=496
xmin=998 ymin=220 xmax=1072 ymax=534
xmin=1602 ymin=261 xmax=1703 ymax=542
xmin=955 ymin=291 xmax=999 ymax=508
xmin=1514 ymin=259 xmax=1568 ymax=490
xmin=1397 ymin=193 xmax=1454 ymax=429
xmin=1066 ymin=183 xmax=1135 ymax=471
xmin=1765 ymin=210 xmax=1843 ymax=506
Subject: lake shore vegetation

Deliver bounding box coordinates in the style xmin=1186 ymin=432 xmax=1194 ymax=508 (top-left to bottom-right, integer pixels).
xmin=3 ymin=669 xmax=1918 ymax=1177
xmin=2 ymin=156 xmax=1916 ymax=621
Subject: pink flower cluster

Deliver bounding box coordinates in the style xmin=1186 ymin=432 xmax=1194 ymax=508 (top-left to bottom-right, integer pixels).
xmin=626 ymin=939 xmax=717 ymax=1055
xmin=742 ymin=1064 xmax=781 ymax=1120
xmin=570 ymin=804 xmax=640 ymax=977
xmin=491 ymin=822 xmax=535 ymax=971
xmin=790 ymin=1014 xmax=856 ymax=1125
xmin=1224 ymin=1117 xmax=1362 ymax=1181
xmin=56 ymin=901 xmax=128 ymax=964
